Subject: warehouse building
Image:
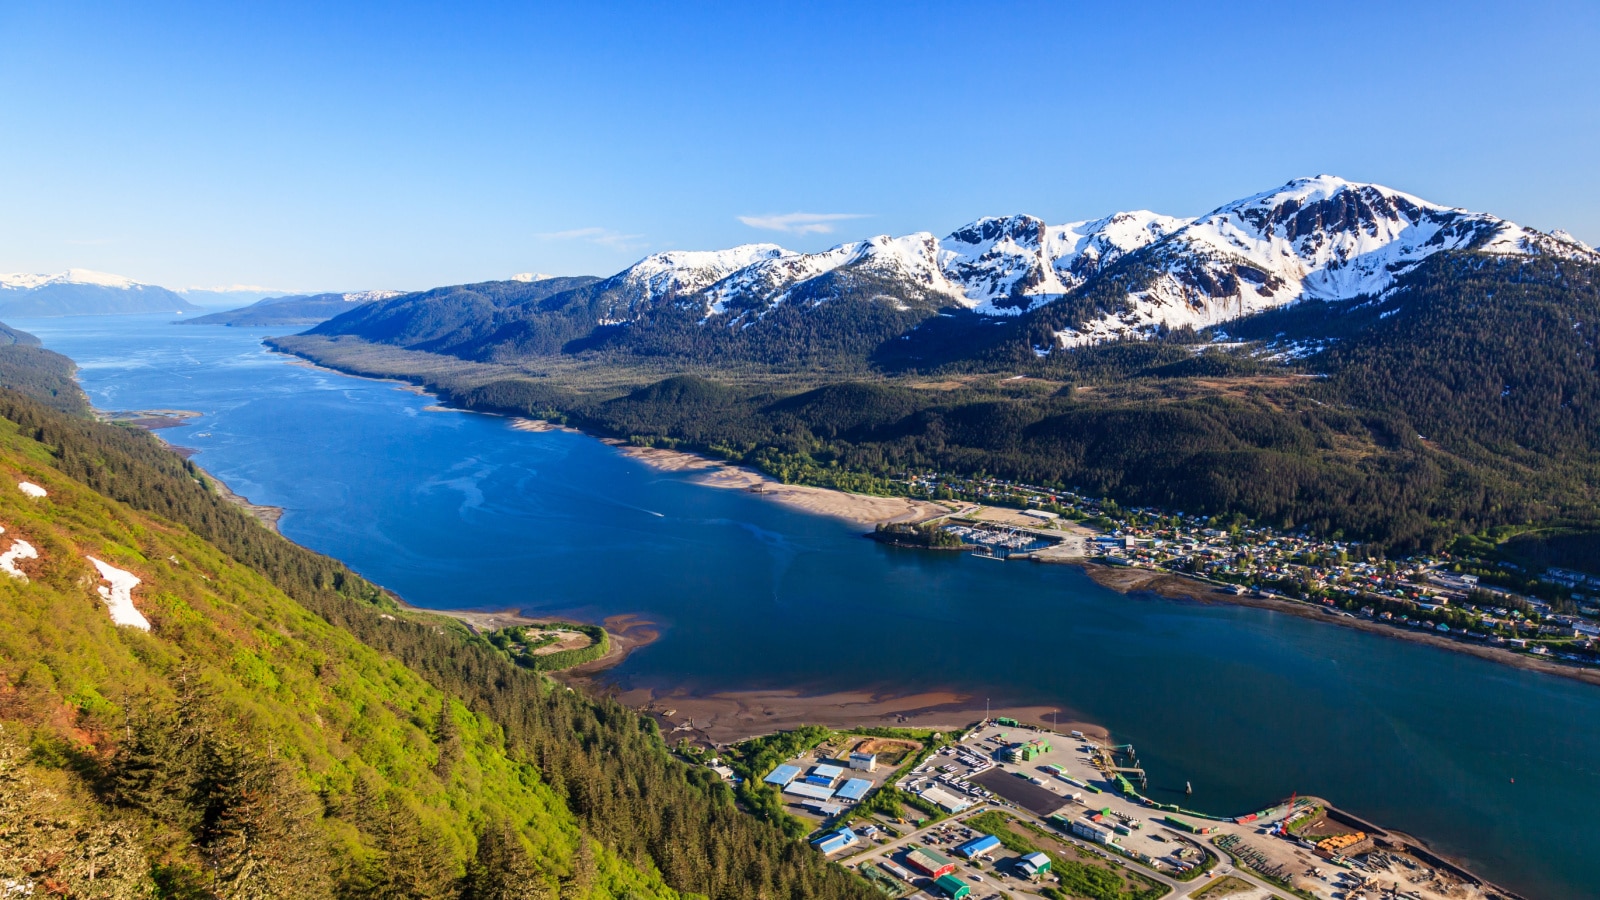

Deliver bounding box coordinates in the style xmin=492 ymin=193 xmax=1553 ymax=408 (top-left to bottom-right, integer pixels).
xmin=805 ymin=801 xmax=844 ymax=817
xmin=956 ymin=834 xmax=1002 ymax=859
xmin=904 ymin=847 xmax=956 ymax=879
xmin=764 ymin=764 xmax=801 ymax=787
xmin=835 ymin=778 xmax=873 ymax=801
xmin=810 ymin=764 xmax=845 ymax=783
xmin=783 ymin=781 xmax=837 ymax=802
xmin=933 ymin=873 xmax=971 ymax=899
xmin=810 ymin=828 xmax=858 ymax=856
xmin=848 ymin=752 xmax=878 ymax=771
xmin=915 ymin=785 xmax=972 ymax=813
xmin=1017 ymin=852 xmax=1052 ymax=878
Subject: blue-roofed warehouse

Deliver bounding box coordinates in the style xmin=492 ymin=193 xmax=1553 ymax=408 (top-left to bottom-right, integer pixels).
xmin=811 ymin=764 xmax=845 ymax=781
xmin=956 ymin=834 xmax=1002 ymax=859
xmin=764 ymin=764 xmax=802 ymax=787
xmin=803 ymin=774 xmax=834 ymax=786
xmin=835 ymin=778 xmax=873 ymax=801
xmin=811 ymin=827 xmax=858 ymax=855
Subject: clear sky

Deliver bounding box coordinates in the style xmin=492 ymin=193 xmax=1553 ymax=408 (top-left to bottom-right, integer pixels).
xmin=3 ymin=1 xmax=1597 ymax=292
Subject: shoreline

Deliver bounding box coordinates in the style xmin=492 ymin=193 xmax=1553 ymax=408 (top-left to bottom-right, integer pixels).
xmin=260 ymin=341 xmax=1600 ymax=690
xmin=395 ymin=601 xmax=662 ymax=677
xmin=104 ymin=410 xmax=287 ymax=532
xmin=1082 ymin=563 xmax=1600 ymax=688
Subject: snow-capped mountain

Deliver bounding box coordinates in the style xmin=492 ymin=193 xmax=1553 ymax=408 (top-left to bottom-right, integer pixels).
xmin=941 ymin=210 xmax=1189 ymax=314
xmin=626 ymin=210 xmax=1191 ymax=323
xmin=0 ymin=269 xmax=144 ymax=291
xmin=0 ymin=269 xmax=200 ymax=316
xmin=1053 ymin=176 xmax=1598 ymax=346
xmin=578 ymin=175 xmax=1596 ymax=348
xmin=594 ymin=244 xmax=788 ymax=323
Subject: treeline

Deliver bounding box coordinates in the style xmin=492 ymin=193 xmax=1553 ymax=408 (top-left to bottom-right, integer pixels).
xmin=488 ymin=623 xmax=612 ymax=672
xmin=444 ymin=373 xmax=1534 ymax=552
xmin=0 ymin=388 xmax=875 ymax=900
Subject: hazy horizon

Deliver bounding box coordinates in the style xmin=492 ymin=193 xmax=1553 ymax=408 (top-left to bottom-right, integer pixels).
xmin=4 ymin=1 xmax=1598 ymax=292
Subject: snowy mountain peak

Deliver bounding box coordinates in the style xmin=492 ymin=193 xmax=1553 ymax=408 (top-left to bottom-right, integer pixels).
xmin=1 ymin=268 xmax=144 ymax=290
xmin=513 ymin=176 xmax=1594 ymax=348
xmin=1053 ymin=176 xmax=1600 ymax=347
xmin=341 ymin=290 xmax=402 ymax=303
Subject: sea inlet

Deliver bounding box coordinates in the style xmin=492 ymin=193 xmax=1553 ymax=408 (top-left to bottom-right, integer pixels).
xmin=17 ymin=313 xmax=1600 ymax=899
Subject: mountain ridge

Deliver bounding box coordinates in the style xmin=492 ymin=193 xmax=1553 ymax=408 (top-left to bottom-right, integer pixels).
xmin=307 ymin=175 xmax=1599 ymax=370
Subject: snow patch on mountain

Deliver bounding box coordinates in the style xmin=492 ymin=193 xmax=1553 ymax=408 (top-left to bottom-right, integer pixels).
xmin=341 ymin=290 xmax=402 ymax=303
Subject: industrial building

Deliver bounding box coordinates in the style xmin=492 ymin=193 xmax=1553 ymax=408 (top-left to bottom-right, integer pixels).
xmin=915 ymin=784 xmax=972 ymax=813
xmin=1017 ymin=851 xmax=1051 ymax=878
xmin=810 ymin=828 xmax=858 ymax=855
xmin=835 ymin=778 xmax=873 ymax=801
xmin=783 ymin=781 xmax=836 ymax=802
xmin=810 ymin=764 xmax=845 ymax=782
xmin=804 ymin=800 xmax=843 ymax=818
xmin=955 ymin=834 xmax=1001 ymax=859
xmin=904 ymin=847 xmax=956 ymax=878
xmin=933 ymin=873 xmax=971 ymax=899
xmin=764 ymin=764 xmax=801 ymax=786
xmin=848 ymin=752 xmax=877 ymax=771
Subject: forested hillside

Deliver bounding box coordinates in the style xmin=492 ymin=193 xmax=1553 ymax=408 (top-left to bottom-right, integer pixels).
xmin=275 ymin=248 xmax=1600 ymax=554
xmin=0 ymin=322 xmax=92 ymax=415
xmin=0 ymin=385 xmax=872 ymax=899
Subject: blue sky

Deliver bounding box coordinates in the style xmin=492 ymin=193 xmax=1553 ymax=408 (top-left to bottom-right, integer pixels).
xmin=2 ymin=1 xmax=1598 ymax=292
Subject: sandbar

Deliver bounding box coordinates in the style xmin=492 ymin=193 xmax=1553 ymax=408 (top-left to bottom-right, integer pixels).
xmin=616 ymin=443 xmax=951 ymax=526
xmin=608 ymin=685 xmax=1108 ymax=746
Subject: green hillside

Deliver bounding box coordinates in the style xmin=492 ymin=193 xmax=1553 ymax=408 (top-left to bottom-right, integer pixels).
xmin=0 ymin=387 xmax=871 ymax=900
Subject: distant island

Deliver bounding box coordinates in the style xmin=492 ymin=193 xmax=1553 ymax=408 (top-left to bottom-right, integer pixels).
xmin=183 ymin=289 xmax=400 ymax=327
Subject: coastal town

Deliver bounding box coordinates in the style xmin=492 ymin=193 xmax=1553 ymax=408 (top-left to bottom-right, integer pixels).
xmin=874 ymin=472 xmax=1600 ymax=674
xmin=699 ymin=718 xmax=1521 ymax=900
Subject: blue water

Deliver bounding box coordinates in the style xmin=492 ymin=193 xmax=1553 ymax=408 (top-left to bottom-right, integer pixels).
xmin=15 ymin=315 xmax=1599 ymax=899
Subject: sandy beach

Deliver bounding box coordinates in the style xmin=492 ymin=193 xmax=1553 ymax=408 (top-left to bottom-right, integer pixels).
xmin=616 ymin=443 xmax=951 ymax=526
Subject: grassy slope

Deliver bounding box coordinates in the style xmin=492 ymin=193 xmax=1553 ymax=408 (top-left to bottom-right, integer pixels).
xmin=0 ymin=413 xmax=673 ymax=897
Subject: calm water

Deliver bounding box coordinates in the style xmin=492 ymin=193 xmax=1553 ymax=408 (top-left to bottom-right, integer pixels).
xmin=16 ymin=315 xmax=1599 ymax=899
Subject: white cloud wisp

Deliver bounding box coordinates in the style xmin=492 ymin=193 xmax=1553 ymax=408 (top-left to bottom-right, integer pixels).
xmin=737 ymin=212 xmax=870 ymax=235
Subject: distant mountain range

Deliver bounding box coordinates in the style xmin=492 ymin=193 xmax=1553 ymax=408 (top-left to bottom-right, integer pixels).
xmin=183 ymin=289 xmax=403 ymax=327
xmin=307 ymin=175 xmax=1597 ymax=368
xmin=0 ymin=269 xmax=203 ymax=317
